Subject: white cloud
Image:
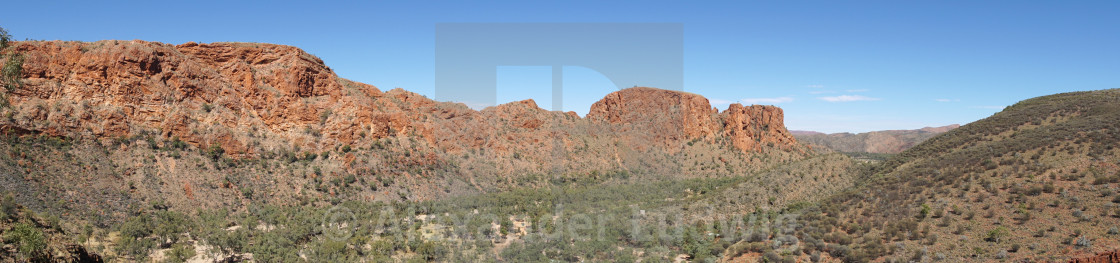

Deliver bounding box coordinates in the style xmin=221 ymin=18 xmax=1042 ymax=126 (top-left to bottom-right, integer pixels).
xmin=740 ymin=97 xmax=794 ymax=105
xmin=708 ymin=99 xmax=735 ymax=105
xmin=934 ymin=98 xmax=961 ymax=102
xmin=806 ymin=84 xmax=825 ymax=88
xmin=809 ymin=90 xmax=834 ymax=94
xmin=971 ymin=105 xmax=1006 ymax=110
xmin=845 ymin=89 xmax=869 ymax=92
xmin=819 ymin=95 xmax=881 ymax=102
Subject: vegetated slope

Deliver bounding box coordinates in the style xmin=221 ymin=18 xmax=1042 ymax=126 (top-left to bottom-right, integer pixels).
xmin=0 ymin=39 xmax=823 ymax=261
xmin=728 ymin=89 xmax=1120 ymax=262
xmin=792 ymin=124 xmax=959 ymax=154
xmin=2 ymin=40 xmax=802 ymax=158
xmin=0 ymin=40 xmax=810 ymax=210
xmin=0 ymin=194 xmax=102 ymax=262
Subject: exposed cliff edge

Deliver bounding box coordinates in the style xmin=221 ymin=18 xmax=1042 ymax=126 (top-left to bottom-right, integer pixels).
xmin=2 ymin=40 xmax=801 ymax=159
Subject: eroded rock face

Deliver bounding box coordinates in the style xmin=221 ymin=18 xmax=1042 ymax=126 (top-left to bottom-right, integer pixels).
xmin=721 ymin=103 xmax=798 ymax=152
xmin=1068 ymin=250 xmax=1120 ymax=263
xmin=587 ymin=87 xmax=798 ymax=153
xmin=5 ymin=40 xmax=399 ymax=156
xmin=1 ymin=40 xmax=801 ymax=161
xmin=588 ymin=87 xmax=718 ymax=138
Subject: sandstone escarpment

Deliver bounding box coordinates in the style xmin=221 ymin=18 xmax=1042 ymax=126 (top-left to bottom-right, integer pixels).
xmin=1 ymin=39 xmax=803 ymax=172
xmin=1069 ymin=250 xmax=1120 ymax=263
xmin=720 ymin=103 xmax=798 ymax=152
xmin=587 ymin=87 xmax=718 ymax=138
xmin=3 ymin=40 xmax=419 ymax=156
xmin=587 ymin=87 xmax=799 ymax=153
xmin=0 ymin=39 xmax=817 ymax=242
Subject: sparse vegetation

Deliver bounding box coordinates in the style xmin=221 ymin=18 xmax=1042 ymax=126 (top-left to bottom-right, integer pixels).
xmin=0 ymin=29 xmax=1116 ymax=262
xmin=4 ymin=222 xmax=47 ymax=260
xmin=0 ymin=26 xmax=11 ymax=50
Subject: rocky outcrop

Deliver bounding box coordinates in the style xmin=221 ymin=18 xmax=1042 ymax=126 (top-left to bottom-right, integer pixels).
xmin=1 ymin=39 xmax=803 ymax=165
xmin=1068 ymin=250 xmax=1120 ymax=263
xmin=721 ymin=103 xmax=798 ymax=152
xmin=587 ymin=87 xmax=798 ymax=153
xmin=587 ymin=87 xmax=718 ymax=138
xmin=4 ymin=40 xmax=406 ymax=156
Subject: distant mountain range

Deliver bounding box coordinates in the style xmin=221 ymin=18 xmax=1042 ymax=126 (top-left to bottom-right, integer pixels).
xmin=791 ymin=124 xmax=960 ymax=154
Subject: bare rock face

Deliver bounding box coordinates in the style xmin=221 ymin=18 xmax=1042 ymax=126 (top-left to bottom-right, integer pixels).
xmin=1068 ymin=250 xmax=1120 ymax=263
xmin=587 ymin=87 xmax=718 ymax=138
xmin=1 ymin=39 xmax=802 ymax=165
xmin=5 ymin=40 xmax=400 ymax=156
xmin=587 ymin=87 xmax=798 ymax=153
xmin=587 ymin=87 xmax=720 ymax=151
xmin=720 ymin=103 xmax=798 ymax=152
xmin=0 ymin=39 xmax=818 ymax=221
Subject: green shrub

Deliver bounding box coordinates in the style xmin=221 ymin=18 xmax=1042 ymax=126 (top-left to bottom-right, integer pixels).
xmin=1042 ymin=183 xmax=1056 ymax=193
xmin=319 ymin=109 xmax=332 ymax=125
xmin=1025 ymin=186 xmax=1043 ymax=196
xmin=499 ymin=217 xmax=513 ymax=236
xmin=1092 ymin=175 xmax=1119 ymax=185
xmin=985 ymin=227 xmax=1008 ymax=242
xmin=0 ymin=26 xmax=11 ymax=50
xmin=169 ymin=137 xmax=188 ymax=150
xmin=415 ymin=241 xmax=447 ymax=261
xmin=917 ymin=203 xmax=931 ymax=219
xmin=0 ymin=193 xmax=16 ymax=220
xmin=4 ymin=222 xmax=46 ymax=259
xmin=2 ymin=53 xmax=23 ymax=92
xmin=116 ymin=210 xmax=193 ymax=259
xmin=205 ymin=143 xmax=224 ymax=160
xmin=164 ymin=243 xmax=196 ymax=263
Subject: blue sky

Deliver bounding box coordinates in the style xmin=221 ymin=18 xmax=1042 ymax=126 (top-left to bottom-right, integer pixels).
xmin=3 ymin=1 xmax=1118 ymax=133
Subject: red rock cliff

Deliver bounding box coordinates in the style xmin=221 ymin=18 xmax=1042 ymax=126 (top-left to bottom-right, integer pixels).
xmin=587 ymin=87 xmax=798 ymax=153
xmin=1068 ymin=250 xmax=1120 ymax=263
xmin=3 ymin=40 xmax=408 ymax=155
xmin=721 ymin=103 xmax=798 ymax=152
xmin=1 ymin=40 xmax=801 ymax=160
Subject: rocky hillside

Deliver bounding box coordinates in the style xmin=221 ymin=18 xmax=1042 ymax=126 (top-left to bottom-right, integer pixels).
xmin=743 ymin=89 xmax=1120 ymax=262
xmin=792 ymin=124 xmax=959 ymax=154
xmin=0 ymin=39 xmax=811 ymax=219
xmin=2 ymin=40 xmax=801 ymax=160
xmin=0 ymin=193 xmax=102 ymax=262
xmin=0 ymin=38 xmax=824 ymax=261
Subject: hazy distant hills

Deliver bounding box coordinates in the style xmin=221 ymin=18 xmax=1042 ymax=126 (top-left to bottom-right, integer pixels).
xmin=791 ymin=124 xmax=960 ymax=154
